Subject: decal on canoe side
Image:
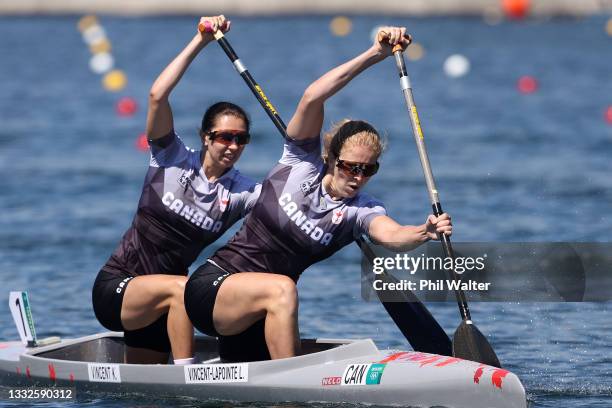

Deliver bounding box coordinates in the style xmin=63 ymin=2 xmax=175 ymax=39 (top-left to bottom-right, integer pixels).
xmin=87 ymin=363 xmax=121 ymax=383
xmin=184 ymin=363 xmax=248 ymax=384
xmin=341 ymin=363 xmax=386 ymax=386
xmin=379 ymin=352 xmax=462 ymax=368
xmin=491 ymin=369 xmax=509 ymax=389
xmin=48 ymin=363 xmax=56 ymax=381
xmin=473 ymin=365 xmax=510 ymax=389
xmin=321 ymin=376 xmax=341 ymax=386
xmin=474 ymin=365 xmax=485 ymax=384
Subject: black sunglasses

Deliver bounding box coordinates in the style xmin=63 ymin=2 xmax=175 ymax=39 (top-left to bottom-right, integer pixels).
xmin=336 ymin=159 xmax=379 ymax=177
xmin=208 ymin=130 xmax=251 ymax=146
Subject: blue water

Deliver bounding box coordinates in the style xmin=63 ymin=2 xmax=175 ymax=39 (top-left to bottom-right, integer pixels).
xmin=1 ymin=15 xmax=611 ymax=407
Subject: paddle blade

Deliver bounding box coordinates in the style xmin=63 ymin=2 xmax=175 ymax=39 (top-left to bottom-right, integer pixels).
xmin=453 ymin=320 xmax=501 ymax=368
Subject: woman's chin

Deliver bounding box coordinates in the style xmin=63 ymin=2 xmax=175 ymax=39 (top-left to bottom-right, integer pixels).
xmin=344 ymin=186 xmax=359 ymax=198
xmin=220 ymin=157 xmax=235 ymax=166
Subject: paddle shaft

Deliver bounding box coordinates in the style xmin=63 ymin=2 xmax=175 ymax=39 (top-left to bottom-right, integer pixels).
xmin=390 ymin=45 xmax=471 ymax=321
xmin=199 ymin=24 xmax=289 ymax=138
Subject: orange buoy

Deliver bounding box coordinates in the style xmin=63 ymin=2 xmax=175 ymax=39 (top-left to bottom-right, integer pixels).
xmin=502 ymin=0 xmax=529 ymax=19
xmin=330 ymin=16 xmax=352 ymax=37
xmin=116 ymin=97 xmax=138 ymax=117
xmin=136 ymin=133 xmax=149 ymax=151
xmin=517 ymin=76 xmax=538 ymax=94
xmin=103 ymin=70 xmax=127 ymax=92
xmin=605 ymin=106 xmax=612 ymax=124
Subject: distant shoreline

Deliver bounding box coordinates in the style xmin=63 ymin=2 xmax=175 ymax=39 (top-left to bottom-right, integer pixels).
xmin=1 ymin=0 xmax=611 ymax=17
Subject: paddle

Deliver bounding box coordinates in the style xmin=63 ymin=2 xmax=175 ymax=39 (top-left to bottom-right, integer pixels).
xmin=198 ymin=21 xmax=287 ymax=137
xmin=200 ymin=22 xmax=453 ymax=356
xmin=357 ymin=236 xmax=452 ymax=355
xmin=382 ymin=32 xmax=502 ymax=367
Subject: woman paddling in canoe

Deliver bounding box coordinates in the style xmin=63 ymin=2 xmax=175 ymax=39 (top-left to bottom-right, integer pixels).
xmin=92 ymin=16 xmax=261 ymax=365
xmin=185 ymin=26 xmax=452 ymax=361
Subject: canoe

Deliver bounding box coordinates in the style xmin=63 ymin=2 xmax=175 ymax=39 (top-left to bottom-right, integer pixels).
xmin=0 ymin=331 xmax=526 ymax=407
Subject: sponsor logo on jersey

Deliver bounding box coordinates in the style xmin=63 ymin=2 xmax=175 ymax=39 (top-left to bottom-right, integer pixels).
xmin=178 ymin=169 xmax=195 ymax=189
xmin=162 ymin=191 xmax=223 ymax=233
xmin=88 ymin=363 xmax=121 ymax=383
xmin=184 ymin=363 xmax=248 ymax=384
xmin=278 ymin=193 xmax=333 ymax=245
xmin=300 ymin=180 xmax=313 ymax=194
xmin=341 ymin=364 xmax=385 ymax=386
xmin=332 ymin=209 xmax=344 ymax=224
xmin=321 ymin=376 xmax=342 ymax=386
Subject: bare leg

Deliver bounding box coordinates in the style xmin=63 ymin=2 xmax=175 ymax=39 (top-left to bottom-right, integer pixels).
xmin=121 ymin=275 xmax=194 ymax=363
xmin=212 ymin=273 xmax=300 ymax=359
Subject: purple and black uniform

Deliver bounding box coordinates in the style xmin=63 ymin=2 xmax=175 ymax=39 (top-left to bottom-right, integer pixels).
xmin=92 ymin=130 xmax=260 ymax=352
xmin=185 ymin=136 xmax=385 ymax=361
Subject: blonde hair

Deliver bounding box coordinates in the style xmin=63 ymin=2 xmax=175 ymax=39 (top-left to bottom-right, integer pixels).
xmin=322 ymin=119 xmax=385 ymax=164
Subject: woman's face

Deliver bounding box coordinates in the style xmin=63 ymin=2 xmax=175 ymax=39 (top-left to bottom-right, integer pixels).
xmin=204 ymin=114 xmax=249 ymax=168
xmin=330 ymin=144 xmax=379 ymax=198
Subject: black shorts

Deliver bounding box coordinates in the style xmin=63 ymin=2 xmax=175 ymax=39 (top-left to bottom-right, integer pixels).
xmin=185 ymin=261 xmax=271 ymax=362
xmin=92 ymin=269 xmax=171 ymax=353
xmin=184 ymin=261 xmax=231 ymax=337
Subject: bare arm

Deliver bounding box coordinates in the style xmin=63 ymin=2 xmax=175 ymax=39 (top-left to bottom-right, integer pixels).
xmin=368 ymin=213 xmax=452 ymax=252
xmin=145 ymin=16 xmax=230 ymax=140
xmin=286 ymin=26 xmax=409 ymax=141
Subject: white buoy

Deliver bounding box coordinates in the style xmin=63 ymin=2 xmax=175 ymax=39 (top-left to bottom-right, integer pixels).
xmin=89 ymin=52 xmax=114 ymax=74
xmin=82 ymin=24 xmax=107 ymax=46
xmin=443 ymin=54 xmax=470 ymax=78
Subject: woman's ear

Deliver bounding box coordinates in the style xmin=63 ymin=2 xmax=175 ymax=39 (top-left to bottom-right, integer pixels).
xmin=324 ymin=153 xmax=336 ymax=174
xmin=200 ymin=130 xmax=209 ymax=147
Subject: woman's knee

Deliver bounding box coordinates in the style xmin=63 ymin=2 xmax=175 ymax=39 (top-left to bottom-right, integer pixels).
xmin=169 ymin=276 xmax=188 ymax=307
xmin=267 ymin=276 xmax=298 ymax=313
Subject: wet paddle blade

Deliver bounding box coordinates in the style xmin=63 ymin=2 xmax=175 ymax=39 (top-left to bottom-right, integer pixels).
xmin=452 ymin=320 xmax=501 ymax=368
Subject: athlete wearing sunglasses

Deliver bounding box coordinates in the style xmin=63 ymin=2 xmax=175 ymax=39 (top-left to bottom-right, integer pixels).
xmin=208 ymin=130 xmax=251 ymax=146
xmin=186 ymin=26 xmax=452 ymax=363
xmin=335 ymin=158 xmax=379 ymax=177
xmin=93 ymin=16 xmax=262 ymax=367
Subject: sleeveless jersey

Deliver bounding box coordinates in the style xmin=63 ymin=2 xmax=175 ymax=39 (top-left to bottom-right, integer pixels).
xmin=102 ymin=130 xmax=261 ymax=277
xmin=210 ymin=136 xmax=386 ymax=281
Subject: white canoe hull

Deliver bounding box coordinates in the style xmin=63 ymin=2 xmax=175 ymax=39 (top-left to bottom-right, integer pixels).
xmin=0 ymin=332 xmax=526 ymax=407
